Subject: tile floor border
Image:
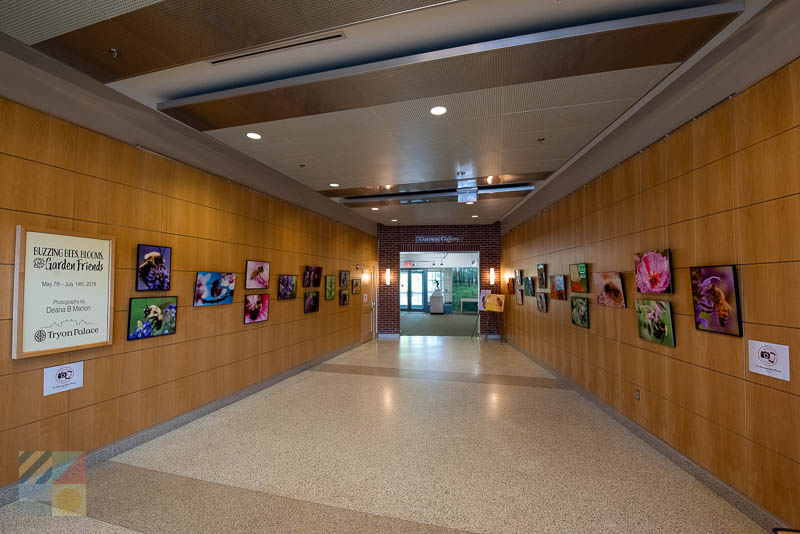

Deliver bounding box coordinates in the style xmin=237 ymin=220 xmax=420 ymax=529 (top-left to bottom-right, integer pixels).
xmin=510 ymin=341 xmax=789 ymax=532
xmin=0 ymin=341 xmax=361 ymax=509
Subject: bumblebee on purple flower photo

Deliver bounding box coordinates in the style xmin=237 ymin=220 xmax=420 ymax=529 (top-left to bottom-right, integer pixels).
xmin=136 ymin=244 xmax=171 ymax=291
xmin=635 ymin=299 xmax=675 ymax=347
xmin=128 ymin=297 xmax=177 ymax=340
xmin=690 ymin=265 xmax=741 ymax=336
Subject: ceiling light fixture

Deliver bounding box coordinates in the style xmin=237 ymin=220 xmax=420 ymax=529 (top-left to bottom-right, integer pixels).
xmin=385 ymin=185 xmax=391 ymax=190
xmin=246 ymin=132 xmax=262 ymax=140
xmin=430 ymin=106 xmax=447 ymax=116
xmin=391 ymin=219 xmax=398 ymax=222
xmin=329 ymin=183 xmax=339 ymax=187
xmin=487 ymin=175 xmax=494 ymax=184
xmin=466 ymin=201 xmax=474 ymax=205
xmin=371 ymin=207 xmax=380 ymax=211
xmin=471 ymin=215 xmax=479 ymax=218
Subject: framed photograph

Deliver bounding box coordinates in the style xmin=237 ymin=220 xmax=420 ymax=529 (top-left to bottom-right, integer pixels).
xmin=537 ymin=264 xmax=547 ymax=290
xmin=690 ymin=265 xmax=742 ymax=336
xmin=340 ymin=270 xmax=350 ymax=287
xmin=536 ymin=293 xmax=548 ymax=312
xmin=136 ymin=244 xmax=171 ymax=291
xmin=352 ymin=278 xmax=362 ymax=294
xmin=339 ymin=289 xmax=350 ymax=306
xmin=507 ymin=278 xmax=515 ymax=294
xmin=549 ymin=274 xmax=567 ymax=300
xmin=636 ymin=299 xmax=675 ymax=347
xmin=304 ymin=291 xmax=320 ymax=313
xmin=594 ymin=272 xmax=626 ymax=308
xmin=244 ymin=294 xmax=268 ymax=324
xmin=303 ymin=266 xmax=322 ymax=288
xmin=635 ymin=249 xmax=672 ymax=293
xmin=569 ymin=263 xmax=589 ymax=293
xmin=194 ymin=272 xmax=236 ymax=306
xmin=523 ymin=276 xmax=534 ymax=297
xmin=277 ymin=275 xmax=298 ymax=300
xmin=245 ymin=260 xmax=270 ymax=290
xmin=571 ymin=297 xmax=589 ymax=328
xmin=515 ymin=269 xmax=523 ymax=288
xmin=485 ymin=294 xmax=505 ymax=313
xmin=128 ymin=296 xmax=177 ymax=340
xmin=324 ymin=275 xmax=336 ymax=300
xmin=515 ymin=289 xmax=523 ymax=306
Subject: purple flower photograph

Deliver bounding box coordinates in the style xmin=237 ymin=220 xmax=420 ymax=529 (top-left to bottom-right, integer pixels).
xmin=244 ymin=294 xmax=269 ymax=324
xmin=136 ymin=244 xmax=171 ymax=291
xmin=304 ymin=291 xmax=320 ymax=313
xmin=690 ymin=265 xmax=741 ymax=336
xmin=245 ymin=260 xmax=270 ymax=289
xmin=339 ymin=289 xmax=349 ymax=306
xmin=303 ymin=266 xmax=322 ymax=287
xmin=634 ymin=249 xmax=672 ymax=293
xmin=278 ymin=275 xmax=298 ymax=300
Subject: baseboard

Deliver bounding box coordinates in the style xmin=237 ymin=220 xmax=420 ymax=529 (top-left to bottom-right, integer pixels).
xmin=378 ymin=333 xmax=400 ymax=338
xmin=508 ymin=341 xmax=789 ymax=532
xmin=0 ymin=341 xmax=360 ymax=508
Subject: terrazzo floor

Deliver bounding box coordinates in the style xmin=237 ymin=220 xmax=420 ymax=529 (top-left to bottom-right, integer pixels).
xmin=0 ymin=337 xmax=766 ymax=533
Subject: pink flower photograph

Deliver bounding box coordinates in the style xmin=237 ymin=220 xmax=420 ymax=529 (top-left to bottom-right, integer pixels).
xmin=634 ymin=250 xmax=672 ymax=293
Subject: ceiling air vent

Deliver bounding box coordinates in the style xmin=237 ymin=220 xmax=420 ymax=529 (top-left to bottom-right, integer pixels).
xmin=210 ymin=31 xmax=346 ymax=65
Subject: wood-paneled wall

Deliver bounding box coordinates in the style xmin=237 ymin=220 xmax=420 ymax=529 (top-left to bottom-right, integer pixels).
xmin=502 ymin=58 xmax=800 ymax=526
xmin=0 ymin=97 xmax=377 ymax=488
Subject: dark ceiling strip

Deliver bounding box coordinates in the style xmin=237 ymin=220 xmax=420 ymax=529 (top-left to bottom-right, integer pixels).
xmin=157 ymin=5 xmax=740 ymax=131
xmin=31 ymin=0 xmax=463 ymax=83
xmin=317 ymin=173 xmax=549 ymax=198
xmin=338 ymin=183 xmax=535 ymax=202
xmin=339 ymin=190 xmax=530 ymax=207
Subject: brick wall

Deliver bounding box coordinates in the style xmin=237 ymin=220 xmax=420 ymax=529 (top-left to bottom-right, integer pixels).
xmin=377 ymin=223 xmax=501 ymax=335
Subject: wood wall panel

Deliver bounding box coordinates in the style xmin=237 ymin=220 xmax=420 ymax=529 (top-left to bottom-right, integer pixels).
xmin=0 ymin=96 xmax=376 ymax=489
xmin=502 ymin=58 xmax=800 ymax=526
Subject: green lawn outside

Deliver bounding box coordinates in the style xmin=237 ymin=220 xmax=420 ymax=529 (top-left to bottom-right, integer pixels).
xmin=452 ymin=283 xmax=478 ymax=313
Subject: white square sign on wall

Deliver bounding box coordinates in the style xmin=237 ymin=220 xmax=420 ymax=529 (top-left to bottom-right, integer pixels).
xmin=748 ymin=340 xmax=790 ymax=382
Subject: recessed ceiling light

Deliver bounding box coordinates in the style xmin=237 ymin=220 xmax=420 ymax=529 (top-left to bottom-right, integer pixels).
xmin=246 ymin=132 xmax=261 ymax=140
xmin=391 ymin=219 xmax=398 ymax=222
xmin=430 ymin=106 xmax=447 ymax=116
xmin=329 ymin=183 xmax=339 ymax=187
xmin=471 ymin=215 xmax=479 ymax=218
xmin=466 ymin=201 xmax=474 ymax=205
xmin=371 ymin=207 xmax=380 ymax=211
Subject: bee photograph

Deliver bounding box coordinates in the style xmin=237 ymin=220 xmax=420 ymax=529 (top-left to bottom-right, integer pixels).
xmin=690 ymin=265 xmax=741 ymax=336
xmin=635 ymin=299 xmax=675 ymax=347
xmin=194 ymin=272 xmax=236 ymax=306
xmin=136 ymin=244 xmax=171 ymax=291
xmin=245 ymin=260 xmax=270 ymax=289
xmin=594 ymin=272 xmax=626 ymax=308
xmin=128 ymin=296 xmax=177 ymax=340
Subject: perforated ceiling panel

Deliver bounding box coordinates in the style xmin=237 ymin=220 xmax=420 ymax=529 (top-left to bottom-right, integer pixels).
xmin=0 ymin=0 xmax=163 ymax=45
xmin=207 ymin=63 xmax=676 ymax=191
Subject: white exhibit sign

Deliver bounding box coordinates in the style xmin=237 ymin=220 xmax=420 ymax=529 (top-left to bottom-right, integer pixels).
xmin=13 ymin=227 xmax=115 ymax=359
xmin=43 ymin=362 xmax=84 ymax=396
xmin=748 ymin=340 xmax=790 ymax=382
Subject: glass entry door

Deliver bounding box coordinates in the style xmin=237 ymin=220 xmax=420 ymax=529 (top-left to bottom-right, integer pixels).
xmin=409 ymin=270 xmax=425 ymax=310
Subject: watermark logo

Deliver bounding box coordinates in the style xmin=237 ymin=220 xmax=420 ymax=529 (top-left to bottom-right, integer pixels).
xmin=18 ymin=451 xmax=85 ymax=516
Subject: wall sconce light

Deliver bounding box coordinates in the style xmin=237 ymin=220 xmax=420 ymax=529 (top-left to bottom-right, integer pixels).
xmin=363 ymin=270 xmax=370 ymax=282
xmin=489 ymin=267 xmax=496 ymax=285
xmin=385 ymin=268 xmax=391 ymax=286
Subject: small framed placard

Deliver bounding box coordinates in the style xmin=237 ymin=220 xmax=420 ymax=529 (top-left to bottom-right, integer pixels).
xmin=43 ymin=361 xmax=84 ymax=396
xmin=12 ymin=227 xmax=115 ymax=359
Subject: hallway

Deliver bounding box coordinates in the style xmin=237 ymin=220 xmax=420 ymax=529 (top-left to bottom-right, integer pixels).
xmin=1 ymin=338 xmax=764 ymax=533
